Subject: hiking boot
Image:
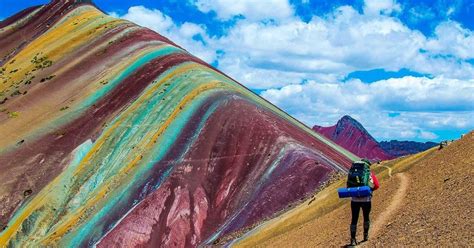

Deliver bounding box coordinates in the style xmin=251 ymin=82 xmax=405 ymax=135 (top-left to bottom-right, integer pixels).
xmin=363 ymin=221 xmax=370 ymax=241
xmin=363 ymin=232 xmax=369 ymax=242
xmin=350 ymin=238 xmax=357 ymax=246
xmin=349 ymin=224 xmax=357 ymax=246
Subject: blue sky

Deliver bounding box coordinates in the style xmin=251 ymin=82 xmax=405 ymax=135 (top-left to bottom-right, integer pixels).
xmin=1 ymin=0 xmax=473 ymax=142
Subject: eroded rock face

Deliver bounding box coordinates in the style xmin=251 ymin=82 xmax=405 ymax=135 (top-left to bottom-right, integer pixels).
xmin=313 ymin=115 xmax=393 ymax=161
xmin=0 ymin=1 xmax=355 ymax=246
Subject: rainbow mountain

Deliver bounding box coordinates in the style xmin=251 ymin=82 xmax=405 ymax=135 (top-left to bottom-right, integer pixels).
xmin=0 ymin=1 xmax=357 ymax=246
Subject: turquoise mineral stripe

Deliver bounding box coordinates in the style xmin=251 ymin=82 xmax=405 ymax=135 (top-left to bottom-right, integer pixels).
xmin=65 ymin=88 xmax=226 ymax=246
xmin=80 ymin=45 xmax=182 ymax=108
xmin=0 ymin=45 xmax=183 ymax=155
xmin=68 ymin=62 xmax=214 ymax=196
xmin=53 ymin=63 xmax=227 ymax=245
xmin=70 ymin=140 xmax=94 ymax=169
xmin=1 ymin=140 xmax=95 ymax=238
xmin=6 ymin=61 xmax=210 ymax=245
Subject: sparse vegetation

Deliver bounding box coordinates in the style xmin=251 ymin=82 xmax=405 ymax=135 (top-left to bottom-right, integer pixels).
xmin=8 ymin=111 xmax=19 ymax=118
xmin=40 ymin=75 xmax=55 ymax=83
xmin=31 ymin=53 xmax=53 ymax=70
xmin=10 ymin=90 xmax=21 ymax=97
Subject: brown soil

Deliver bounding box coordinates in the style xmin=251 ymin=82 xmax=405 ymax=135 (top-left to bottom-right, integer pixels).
xmin=240 ymin=131 xmax=474 ymax=247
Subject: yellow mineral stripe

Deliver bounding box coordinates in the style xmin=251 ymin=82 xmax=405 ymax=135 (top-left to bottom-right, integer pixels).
xmin=41 ymin=81 xmax=225 ymax=244
xmin=0 ymin=6 xmax=44 ymax=34
xmin=0 ymin=63 xmax=213 ymax=244
xmin=0 ymin=8 xmax=124 ymax=92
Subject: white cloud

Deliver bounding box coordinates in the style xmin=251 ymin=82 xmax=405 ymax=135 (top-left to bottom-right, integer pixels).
xmin=419 ymin=131 xmax=438 ymax=140
xmin=408 ymin=6 xmax=435 ymax=23
xmin=425 ymin=21 xmax=474 ymax=60
xmin=108 ymin=12 xmax=119 ymax=18
xmin=112 ymin=6 xmax=216 ymax=63
xmin=363 ymin=0 xmax=401 ymax=16
xmin=114 ymin=5 xmax=474 ymax=87
xmin=261 ymin=76 xmax=474 ymax=115
xmin=211 ymin=8 xmax=474 ymax=89
xmin=260 ymin=76 xmax=474 ymax=141
xmin=193 ymin=0 xmax=294 ymax=21
xmin=446 ymin=7 xmax=455 ymax=17
xmin=120 ymin=6 xmax=174 ymax=32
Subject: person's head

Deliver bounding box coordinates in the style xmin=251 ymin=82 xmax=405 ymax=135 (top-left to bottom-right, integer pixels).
xmin=361 ymin=158 xmax=372 ymax=166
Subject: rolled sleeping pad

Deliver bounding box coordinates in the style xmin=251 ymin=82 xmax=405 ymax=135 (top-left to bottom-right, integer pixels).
xmin=338 ymin=186 xmax=372 ymax=198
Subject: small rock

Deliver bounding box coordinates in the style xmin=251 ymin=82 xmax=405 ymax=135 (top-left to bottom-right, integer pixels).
xmin=23 ymin=189 xmax=33 ymax=197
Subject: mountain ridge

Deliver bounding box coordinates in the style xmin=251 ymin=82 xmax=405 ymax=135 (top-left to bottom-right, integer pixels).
xmin=379 ymin=140 xmax=439 ymax=157
xmin=313 ymin=115 xmax=394 ymax=161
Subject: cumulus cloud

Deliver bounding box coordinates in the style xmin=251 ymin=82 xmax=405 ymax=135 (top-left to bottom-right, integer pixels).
xmin=207 ymin=5 xmax=474 ymax=89
xmin=261 ymin=76 xmax=474 ymax=140
xmin=193 ymin=0 xmax=294 ymax=21
xmin=425 ymin=21 xmax=474 ymax=60
xmin=261 ymin=77 xmax=474 ymax=115
xmin=419 ymin=131 xmax=438 ymax=140
xmin=113 ymin=6 xmax=216 ymax=63
xmin=118 ymin=6 xmax=174 ymax=31
xmin=363 ymin=0 xmax=402 ymax=15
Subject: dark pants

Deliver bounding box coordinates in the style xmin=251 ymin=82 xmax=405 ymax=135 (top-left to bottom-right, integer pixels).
xmin=351 ymin=201 xmax=371 ymax=225
xmin=350 ymin=201 xmax=371 ymax=239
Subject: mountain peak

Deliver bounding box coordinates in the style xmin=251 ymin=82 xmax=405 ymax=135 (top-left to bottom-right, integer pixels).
xmin=338 ymin=115 xmax=364 ymax=129
xmin=313 ymin=115 xmax=393 ymax=161
xmin=335 ymin=115 xmax=373 ymax=141
xmin=340 ymin=115 xmax=355 ymax=122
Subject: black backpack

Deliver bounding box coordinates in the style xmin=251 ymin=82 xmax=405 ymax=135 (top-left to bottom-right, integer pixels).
xmin=347 ymin=161 xmax=371 ymax=188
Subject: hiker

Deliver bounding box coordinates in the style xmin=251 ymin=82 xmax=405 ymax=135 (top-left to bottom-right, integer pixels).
xmin=347 ymin=159 xmax=379 ymax=246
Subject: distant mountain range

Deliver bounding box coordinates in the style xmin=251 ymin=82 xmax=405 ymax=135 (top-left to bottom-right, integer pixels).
xmin=313 ymin=115 xmax=438 ymax=161
xmin=379 ymin=140 xmax=439 ymax=157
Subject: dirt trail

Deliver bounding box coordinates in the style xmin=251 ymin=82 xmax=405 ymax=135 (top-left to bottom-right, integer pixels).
xmin=370 ymin=172 xmax=408 ymax=238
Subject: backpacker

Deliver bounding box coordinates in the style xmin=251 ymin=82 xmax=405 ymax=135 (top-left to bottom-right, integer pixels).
xmin=347 ymin=161 xmax=371 ymax=188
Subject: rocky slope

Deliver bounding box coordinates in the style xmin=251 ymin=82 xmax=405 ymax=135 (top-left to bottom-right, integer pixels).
xmin=0 ymin=1 xmax=356 ymax=247
xmin=313 ymin=115 xmax=393 ymax=161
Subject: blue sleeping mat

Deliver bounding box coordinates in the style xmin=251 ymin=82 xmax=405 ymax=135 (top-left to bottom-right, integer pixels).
xmin=338 ymin=186 xmax=372 ymax=198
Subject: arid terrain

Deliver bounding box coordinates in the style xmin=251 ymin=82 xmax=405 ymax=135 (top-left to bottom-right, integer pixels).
xmin=235 ymin=131 xmax=473 ymax=247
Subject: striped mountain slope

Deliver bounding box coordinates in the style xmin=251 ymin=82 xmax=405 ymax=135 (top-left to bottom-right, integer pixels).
xmin=0 ymin=1 xmax=357 ymax=246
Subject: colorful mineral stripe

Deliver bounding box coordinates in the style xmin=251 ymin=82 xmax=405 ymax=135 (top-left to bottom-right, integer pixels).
xmin=0 ymin=1 xmax=357 ymax=247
